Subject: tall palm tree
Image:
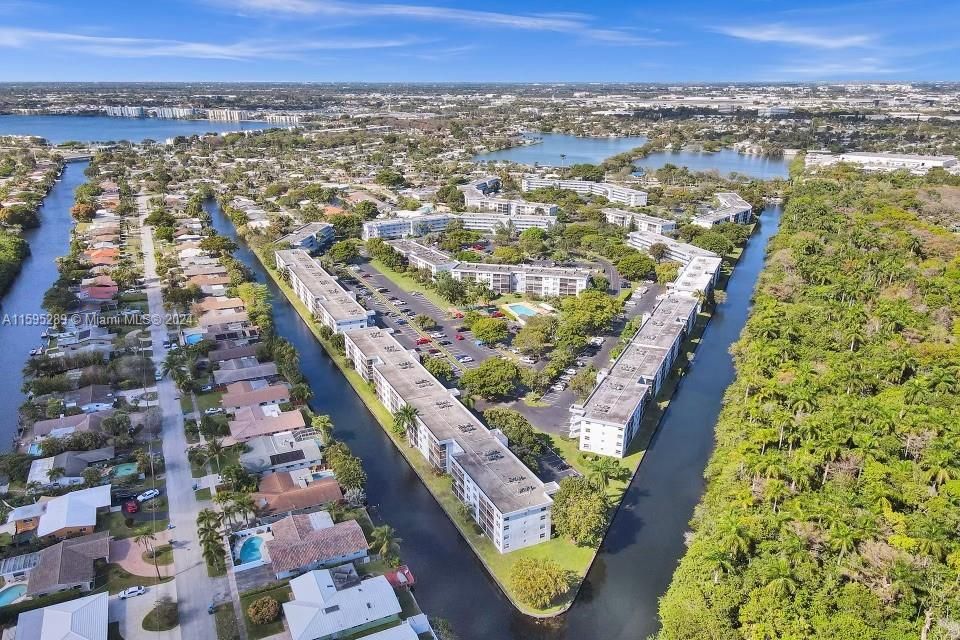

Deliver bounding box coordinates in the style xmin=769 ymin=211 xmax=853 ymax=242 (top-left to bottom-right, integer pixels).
xmin=311 ymin=414 xmax=334 ymax=442
xmin=370 ymin=525 xmax=401 ymax=561
xmin=134 ymin=531 xmax=161 ymax=580
xmin=393 ymin=404 xmax=419 ymax=440
xmin=203 ymin=438 xmax=228 ymax=475
xmin=588 ymin=457 xmax=624 ymax=490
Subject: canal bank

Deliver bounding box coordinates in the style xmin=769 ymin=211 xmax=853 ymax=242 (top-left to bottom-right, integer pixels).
xmin=207 ymin=195 xmax=783 ymax=638
xmin=0 ymin=161 xmax=88 ymax=449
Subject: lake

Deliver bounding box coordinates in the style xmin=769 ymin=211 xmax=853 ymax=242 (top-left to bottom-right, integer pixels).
xmin=0 ymin=114 xmax=270 ymax=144
xmin=474 ymin=132 xmax=790 ymax=179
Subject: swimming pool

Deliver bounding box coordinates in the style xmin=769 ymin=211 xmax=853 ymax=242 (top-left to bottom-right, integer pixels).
xmin=506 ymin=303 xmax=538 ymax=318
xmin=237 ymin=536 xmax=264 ymax=564
xmin=0 ymin=584 xmax=26 ymax=606
xmin=112 ymin=462 xmax=139 ymax=477
xmin=184 ymin=334 xmax=203 ymax=346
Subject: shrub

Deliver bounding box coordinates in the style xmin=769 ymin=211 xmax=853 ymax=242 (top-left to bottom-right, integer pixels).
xmin=247 ymin=596 xmax=280 ymax=625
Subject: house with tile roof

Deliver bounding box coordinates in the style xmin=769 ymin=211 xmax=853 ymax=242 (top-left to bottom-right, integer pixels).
xmin=265 ymin=513 xmax=368 ymax=579
xmin=26 ymin=532 xmax=110 ymax=597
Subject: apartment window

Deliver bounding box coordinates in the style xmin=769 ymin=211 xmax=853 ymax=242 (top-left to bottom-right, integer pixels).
xmin=540 ymin=515 xmax=546 ymax=520
xmin=540 ymin=533 xmax=546 ymax=539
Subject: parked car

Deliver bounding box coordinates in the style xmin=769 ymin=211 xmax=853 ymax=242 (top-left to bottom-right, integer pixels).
xmin=123 ymin=500 xmax=140 ymax=514
xmin=428 ymin=348 xmax=441 ymax=355
xmin=552 ymin=384 xmax=566 ymax=392
xmin=376 ymin=287 xmax=389 ymax=293
xmin=137 ymin=489 xmax=160 ymax=503
xmin=429 ymin=332 xmax=445 ymax=339
xmin=362 ymin=273 xmax=373 ymax=279
xmin=458 ymin=355 xmax=474 ymax=363
xmin=416 ymin=337 xmax=431 ymax=345
xmin=200 ymin=384 xmax=214 ymax=392
xmin=455 ymin=334 xmax=464 ymax=341
xmin=154 ymin=371 xmax=163 ymax=382
xmin=565 ymin=368 xmax=578 ymax=375
xmin=410 ymin=291 xmax=423 ymax=297
xmin=439 ymin=340 xmax=452 ymax=346
xmin=491 ymin=311 xmax=504 ymax=318
xmin=455 ymin=326 xmax=468 ymax=332
xmin=474 ymin=339 xmax=485 ymax=346
xmin=520 ymin=356 xmax=536 ymax=364
xmin=119 ymin=586 xmax=146 ymax=600
xmin=203 ymin=407 xmax=223 ymax=415
xmin=396 ymin=319 xmax=407 ymax=325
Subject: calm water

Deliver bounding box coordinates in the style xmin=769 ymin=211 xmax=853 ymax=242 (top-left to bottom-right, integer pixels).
xmin=474 ymin=132 xmax=790 ymax=179
xmin=208 ymin=195 xmax=782 ymax=639
xmin=0 ymin=162 xmax=87 ymax=449
xmin=475 ymin=133 xmax=647 ymax=166
xmin=0 ymin=115 xmax=269 ymax=144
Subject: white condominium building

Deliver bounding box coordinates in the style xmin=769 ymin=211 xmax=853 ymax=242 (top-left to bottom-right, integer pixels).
xmin=386 ymin=239 xmax=459 ymax=275
xmin=627 ymin=230 xmax=719 ymax=265
xmin=521 ymin=176 xmax=648 ymax=206
xmin=692 ymin=192 xmax=753 ymax=228
xmin=452 ymin=262 xmax=591 ymax=297
xmin=275 ymin=249 xmax=374 ymax=333
xmin=604 ymin=208 xmax=677 ymax=234
xmin=461 ymin=176 xmax=558 ymax=216
xmin=361 ymin=211 xmax=554 ymax=241
xmin=208 ymin=109 xmax=251 ymax=122
xmin=569 ymin=293 xmax=699 ymax=458
xmin=361 ymin=214 xmax=453 ymax=240
xmin=278 ymin=222 xmax=335 ymax=252
xmin=104 ymin=106 xmax=145 ymax=118
xmin=805 ymin=151 xmax=958 ymax=175
xmin=342 ymin=327 xmax=555 ymax=553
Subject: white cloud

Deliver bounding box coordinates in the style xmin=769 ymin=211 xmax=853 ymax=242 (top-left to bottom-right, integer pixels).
xmin=713 ymin=23 xmax=874 ymax=49
xmin=773 ymin=58 xmax=905 ymax=77
xmin=0 ymin=27 xmax=422 ymax=59
xmin=220 ymin=0 xmax=665 ymax=45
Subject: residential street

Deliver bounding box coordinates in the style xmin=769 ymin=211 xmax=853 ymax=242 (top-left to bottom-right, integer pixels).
xmin=138 ymin=195 xmax=228 ymax=638
xmin=109 ymin=581 xmax=179 ymax=640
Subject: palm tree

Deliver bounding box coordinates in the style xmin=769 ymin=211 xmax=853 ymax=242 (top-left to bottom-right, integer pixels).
xmin=588 ymin=457 xmax=624 ymax=490
xmin=232 ymin=493 xmax=257 ymax=526
xmin=134 ymin=531 xmax=161 ymax=580
xmin=370 ymin=525 xmax=401 ymax=561
xmin=311 ymin=414 xmax=334 ymax=442
xmin=202 ymin=438 xmax=228 ymax=475
xmin=392 ymin=404 xmax=419 ymax=441
xmin=46 ymin=466 xmax=66 ymax=485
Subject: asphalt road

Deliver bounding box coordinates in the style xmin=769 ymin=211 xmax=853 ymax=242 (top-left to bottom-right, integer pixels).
xmin=139 ymin=195 xmax=229 ymax=639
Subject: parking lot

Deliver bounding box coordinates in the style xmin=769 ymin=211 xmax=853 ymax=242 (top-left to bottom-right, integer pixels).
xmin=342 ymin=260 xmax=500 ymax=376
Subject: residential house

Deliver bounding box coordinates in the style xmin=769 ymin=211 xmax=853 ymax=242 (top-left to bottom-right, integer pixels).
xmin=251 ymin=472 xmax=343 ymax=515
xmin=283 ymin=569 xmax=401 ymax=640
xmin=25 ymin=532 xmax=111 ymax=597
xmin=6 ymin=485 xmax=111 ymax=539
xmin=266 ymin=513 xmax=368 ymax=580
xmin=221 ymin=381 xmax=290 ymax=413
xmin=240 ymin=433 xmax=323 ymax=476
xmin=14 ymin=591 xmax=108 ymax=640
xmin=62 ymin=385 xmax=116 ymax=413
xmin=27 ymin=447 xmax=115 ymax=487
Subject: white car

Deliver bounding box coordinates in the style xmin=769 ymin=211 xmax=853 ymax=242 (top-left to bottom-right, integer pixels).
xmin=457 ymin=355 xmax=474 ymax=363
xmin=430 ymin=332 xmax=446 ymax=339
xmin=119 ymin=586 xmax=146 ymax=599
xmin=137 ymin=489 xmax=160 ymax=503
xmin=203 ymin=407 xmax=224 ymax=415
xmin=565 ymin=368 xmax=578 ymax=375
xmin=552 ymin=384 xmax=566 ymax=392
xmin=154 ymin=372 xmax=163 ymax=382
xmin=520 ymin=356 xmax=536 ymax=364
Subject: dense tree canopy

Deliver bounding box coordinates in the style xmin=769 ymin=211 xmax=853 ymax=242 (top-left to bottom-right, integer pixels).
xmin=658 ymin=168 xmax=960 ymax=640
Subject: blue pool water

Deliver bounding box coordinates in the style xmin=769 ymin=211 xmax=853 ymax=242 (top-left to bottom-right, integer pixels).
xmin=184 ymin=334 xmax=203 ymax=346
xmin=0 ymin=584 xmax=27 ymax=606
xmin=112 ymin=462 xmax=139 ymax=477
xmin=506 ymin=303 xmax=538 ymax=318
xmin=237 ymin=536 xmax=264 ymax=564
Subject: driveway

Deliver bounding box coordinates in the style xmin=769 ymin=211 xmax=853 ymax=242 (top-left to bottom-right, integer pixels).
xmin=139 ymin=195 xmax=228 ymax=639
xmin=109 ymin=580 xmax=180 ymax=640
xmin=110 ymin=530 xmax=173 ymax=578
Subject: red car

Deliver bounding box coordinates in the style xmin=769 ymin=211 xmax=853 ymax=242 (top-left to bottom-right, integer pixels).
xmin=415 ymin=337 xmax=431 ymax=345
xmin=455 ymin=334 xmax=464 ymax=341
xmin=491 ymin=311 xmax=504 ymax=318
xmin=123 ymin=500 xmax=140 ymax=514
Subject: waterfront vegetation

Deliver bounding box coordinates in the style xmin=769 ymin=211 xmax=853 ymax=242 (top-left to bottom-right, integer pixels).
xmin=658 ymin=166 xmax=960 ymax=639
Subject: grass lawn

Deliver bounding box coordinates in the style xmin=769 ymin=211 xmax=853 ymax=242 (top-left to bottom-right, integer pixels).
xmin=195 ymin=390 xmax=224 ymax=412
xmin=239 ymin=584 xmax=292 ymax=639
xmin=195 ymin=487 xmax=212 ymax=501
xmin=99 ymin=512 xmax=170 ymax=540
xmin=103 ymin=563 xmax=173 ymax=594
xmin=142 ymin=544 xmax=174 ymax=566
xmin=142 ymin=601 xmax=179 ymax=631
xmin=179 ymin=395 xmax=194 ymax=414
xmin=207 ymin=561 xmax=226 ymax=578
xmin=214 ymin=603 xmax=242 ymax=640
xmin=395 ymin=588 xmax=421 ymax=618
xmin=369 ymin=258 xmax=453 ymax=312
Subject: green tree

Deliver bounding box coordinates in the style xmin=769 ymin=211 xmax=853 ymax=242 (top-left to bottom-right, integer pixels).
xmin=509 ymin=557 xmax=570 ymax=609
xmin=615 ymin=252 xmax=656 ymax=281
xmin=470 ymin=317 xmax=509 ymax=345
xmin=460 ymin=358 xmax=521 ymax=400
xmin=551 ymin=476 xmax=609 ymax=546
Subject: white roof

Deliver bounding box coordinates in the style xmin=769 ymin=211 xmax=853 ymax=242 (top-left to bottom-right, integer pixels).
xmin=15 ymin=591 xmax=108 ymax=640
xmin=34 ymin=485 xmax=111 ymax=537
xmin=284 ymin=571 xmax=401 ymax=640
xmin=361 ymin=621 xmax=420 ymax=640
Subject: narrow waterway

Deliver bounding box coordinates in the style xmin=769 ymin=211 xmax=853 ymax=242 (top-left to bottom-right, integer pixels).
xmin=0 ymin=161 xmax=88 ymax=449
xmin=207 ymin=196 xmax=782 ymax=639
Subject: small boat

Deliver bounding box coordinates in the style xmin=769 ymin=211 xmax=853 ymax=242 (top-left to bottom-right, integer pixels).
xmin=29 ymin=348 xmax=42 ymax=356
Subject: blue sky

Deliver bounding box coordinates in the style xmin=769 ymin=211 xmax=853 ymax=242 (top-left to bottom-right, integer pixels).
xmin=0 ymin=0 xmax=957 ymax=82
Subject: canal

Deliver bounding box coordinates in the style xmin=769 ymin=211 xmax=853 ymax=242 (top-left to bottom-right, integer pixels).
xmin=206 ymin=196 xmax=783 ymax=639
xmin=0 ymin=161 xmax=88 ymax=449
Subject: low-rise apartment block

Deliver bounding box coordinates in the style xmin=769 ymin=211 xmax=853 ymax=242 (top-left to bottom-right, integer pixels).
xmin=386 ymin=239 xmax=459 ymax=275
xmin=342 ymin=328 xmax=554 ymax=553
xmin=278 ymin=222 xmax=335 ymax=252
xmin=604 ymin=208 xmax=677 ymax=234
xmin=805 ymin=151 xmax=959 ymax=175
xmin=627 ymin=229 xmax=719 ymax=265
xmin=521 ymin=176 xmax=648 ymax=206
xmin=276 ymin=249 xmax=374 ymax=333
xmin=451 ymin=262 xmax=591 ymax=297
xmin=361 ymin=211 xmax=554 ymax=241
xmin=460 ymin=176 xmax=558 ymax=216
xmin=569 ymin=294 xmax=699 ymax=458
xmin=692 ymin=192 xmax=753 ymax=228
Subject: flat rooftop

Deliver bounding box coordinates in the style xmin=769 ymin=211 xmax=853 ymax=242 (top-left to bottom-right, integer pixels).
xmin=578 ymin=293 xmax=698 ymax=425
xmin=345 ymin=328 xmax=551 ymax=514
xmin=452 ymin=262 xmax=591 ymax=279
xmin=277 ymin=249 xmax=369 ymax=323
xmin=387 ymin=239 xmax=457 ymax=267
xmin=603 ymin=208 xmax=675 ymax=228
